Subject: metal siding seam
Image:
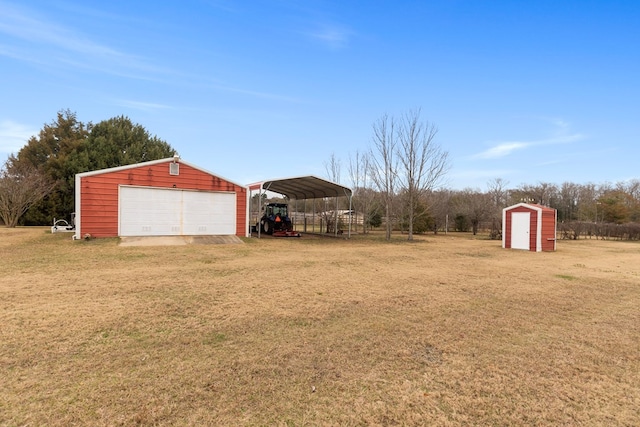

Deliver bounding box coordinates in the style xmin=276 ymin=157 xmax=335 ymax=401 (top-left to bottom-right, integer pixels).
xmin=502 ymin=207 xmax=507 ymax=248
xmin=536 ymin=205 xmax=543 ymax=252
xmin=75 ymin=174 xmax=82 ymax=240
xmin=244 ymin=191 xmax=250 ymax=237
xmin=554 ymin=209 xmax=558 ymax=251
xmin=117 ymin=185 xmax=121 ymax=237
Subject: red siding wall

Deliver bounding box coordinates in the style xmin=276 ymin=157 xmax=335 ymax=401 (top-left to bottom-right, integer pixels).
xmin=540 ymin=209 xmax=556 ymax=251
xmin=504 ymin=214 xmax=511 ymax=248
xmin=504 ymin=203 xmax=556 ymax=252
xmin=80 ymin=162 xmax=246 ymax=237
xmin=504 ymin=206 xmax=538 ymax=251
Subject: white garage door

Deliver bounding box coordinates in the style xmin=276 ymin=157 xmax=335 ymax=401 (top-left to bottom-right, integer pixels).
xmin=119 ymin=186 xmax=236 ymax=236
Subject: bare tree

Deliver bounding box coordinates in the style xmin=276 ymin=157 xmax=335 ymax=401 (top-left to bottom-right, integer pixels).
xmin=321 ymin=153 xmax=344 ymax=233
xmin=396 ymin=109 xmax=449 ymax=240
xmin=369 ymin=114 xmax=397 ymax=240
xmin=453 ymin=188 xmax=493 ymax=235
xmin=577 ymin=183 xmax=599 ymax=222
xmin=0 ymin=161 xmax=55 ymax=227
xmin=323 ymin=152 xmax=342 ymax=184
xmin=486 ymin=178 xmax=509 ymax=208
xmin=613 ymin=180 xmax=640 ymax=222
xmin=426 ymin=189 xmax=452 ymax=234
xmin=486 ymin=178 xmax=509 ymax=239
xmin=511 ymin=182 xmax=557 ymax=206
xmin=348 ymin=150 xmax=374 ymax=233
xmin=558 ymin=182 xmax=581 ymax=222
xmin=624 ymin=179 xmax=640 ymax=201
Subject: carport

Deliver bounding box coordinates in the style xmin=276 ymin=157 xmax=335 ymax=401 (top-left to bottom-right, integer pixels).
xmin=248 ymin=176 xmax=353 ymax=238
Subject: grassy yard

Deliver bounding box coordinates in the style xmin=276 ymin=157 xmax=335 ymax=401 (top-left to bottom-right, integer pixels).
xmin=1 ymin=228 xmax=639 ymax=426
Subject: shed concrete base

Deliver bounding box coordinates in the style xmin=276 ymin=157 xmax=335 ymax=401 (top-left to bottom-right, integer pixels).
xmin=119 ymin=235 xmax=243 ymax=246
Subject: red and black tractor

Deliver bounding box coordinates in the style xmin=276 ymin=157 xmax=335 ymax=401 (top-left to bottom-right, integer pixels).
xmin=258 ymin=203 xmax=300 ymax=237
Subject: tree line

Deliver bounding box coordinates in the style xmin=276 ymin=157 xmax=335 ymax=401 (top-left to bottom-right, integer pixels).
xmin=337 ymin=172 xmax=640 ymax=240
xmin=2 ymin=108 xmax=638 ymax=241
xmin=325 ymin=112 xmax=640 ymax=241
xmin=324 ymin=109 xmax=450 ymax=241
xmin=0 ymin=110 xmax=176 ymax=227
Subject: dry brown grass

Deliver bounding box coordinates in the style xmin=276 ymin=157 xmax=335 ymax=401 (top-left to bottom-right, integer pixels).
xmin=1 ymin=227 xmax=639 ymax=426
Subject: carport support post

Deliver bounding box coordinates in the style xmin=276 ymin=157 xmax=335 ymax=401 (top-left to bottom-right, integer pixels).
xmin=348 ymin=192 xmax=352 ymax=238
xmin=248 ymin=186 xmax=255 ymax=238
xmin=257 ymin=186 xmax=263 ymax=238
xmin=312 ymin=200 xmax=316 ymax=233
xmin=334 ymin=196 xmax=338 ymax=237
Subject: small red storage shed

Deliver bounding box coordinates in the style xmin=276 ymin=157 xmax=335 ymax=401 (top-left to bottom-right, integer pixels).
xmin=74 ymin=157 xmax=248 ymax=239
xmin=502 ymin=203 xmax=557 ymax=252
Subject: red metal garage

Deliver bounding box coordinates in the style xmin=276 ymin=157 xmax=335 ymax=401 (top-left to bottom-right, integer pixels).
xmin=74 ymin=157 xmax=248 ymax=239
xmin=502 ymin=203 xmax=557 ymax=252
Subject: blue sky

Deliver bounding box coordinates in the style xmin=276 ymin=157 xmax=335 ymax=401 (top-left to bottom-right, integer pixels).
xmin=1 ymin=0 xmax=638 ymax=190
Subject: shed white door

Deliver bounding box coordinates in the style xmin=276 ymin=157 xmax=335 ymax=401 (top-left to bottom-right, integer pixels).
xmin=511 ymin=212 xmax=530 ymax=250
xmin=119 ymin=186 xmax=236 ymax=236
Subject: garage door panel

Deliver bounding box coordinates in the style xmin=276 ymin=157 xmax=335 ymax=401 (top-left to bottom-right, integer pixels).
xmin=182 ymin=192 xmax=236 ymax=235
xmin=119 ymin=187 xmax=236 ymax=236
xmin=120 ymin=187 xmax=181 ymax=236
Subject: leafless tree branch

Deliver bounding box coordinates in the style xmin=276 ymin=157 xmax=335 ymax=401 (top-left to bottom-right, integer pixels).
xmin=0 ymin=161 xmax=55 ymax=227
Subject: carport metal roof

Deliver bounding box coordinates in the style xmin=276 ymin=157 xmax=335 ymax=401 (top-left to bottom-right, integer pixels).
xmin=248 ymin=175 xmax=352 ymax=199
xmin=248 ymin=176 xmax=353 ymax=238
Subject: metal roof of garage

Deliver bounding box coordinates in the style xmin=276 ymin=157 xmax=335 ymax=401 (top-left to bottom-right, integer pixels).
xmin=248 ymin=176 xmax=352 ymax=200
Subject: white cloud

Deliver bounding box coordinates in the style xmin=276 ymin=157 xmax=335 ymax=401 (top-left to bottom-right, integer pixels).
xmin=115 ymin=100 xmax=172 ymax=112
xmin=204 ymin=83 xmax=301 ymax=103
xmin=551 ymin=118 xmax=569 ymax=129
xmin=535 ymin=159 xmax=565 ymax=167
xmin=0 ymin=3 xmax=119 ymax=57
xmin=451 ymin=168 xmax=516 ymax=179
xmin=471 ymin=119 xmax=586 ymax=160
xmin=0 ymin=2 xmax=170 ymax=79
xmin=305 ymin=23 xmax=353 ymax=49
xmin=0 ymin=120 xmax=37 ymax=154
xmin=474 ymin=142 xmax=529 ymax=159
xmin=448 ymin=168 xmax=517 ymax=190
xmin=0 ymin=43 xmax=45 ymax=64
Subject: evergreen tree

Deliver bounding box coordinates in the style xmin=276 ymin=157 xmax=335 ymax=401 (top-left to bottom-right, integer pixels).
xmin=71 ymin=116 xmax=175 ymax=171
xmin=9 ymin=111 xmax=176 ymax=225
xmin=11 ymin=110 xmax=90 ymax=224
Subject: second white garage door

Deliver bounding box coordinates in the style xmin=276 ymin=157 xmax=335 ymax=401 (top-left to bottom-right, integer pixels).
xmin=119 ymin=186 xmax=236 ymax=236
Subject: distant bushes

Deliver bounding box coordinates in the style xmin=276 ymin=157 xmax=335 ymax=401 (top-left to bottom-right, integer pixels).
xmin=559 ymin=221 xmax=640 ymax=240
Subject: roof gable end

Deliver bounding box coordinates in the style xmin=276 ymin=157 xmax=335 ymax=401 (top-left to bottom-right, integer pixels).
xmin=76 ymin=157 xmax=246 ymax=189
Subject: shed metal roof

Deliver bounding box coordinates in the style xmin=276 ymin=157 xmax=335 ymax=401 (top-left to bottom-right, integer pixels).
xmin=248 ymin=176 xmax=352 ymax=200
xmin=503 ymin=202 xmax=556 ymax=212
